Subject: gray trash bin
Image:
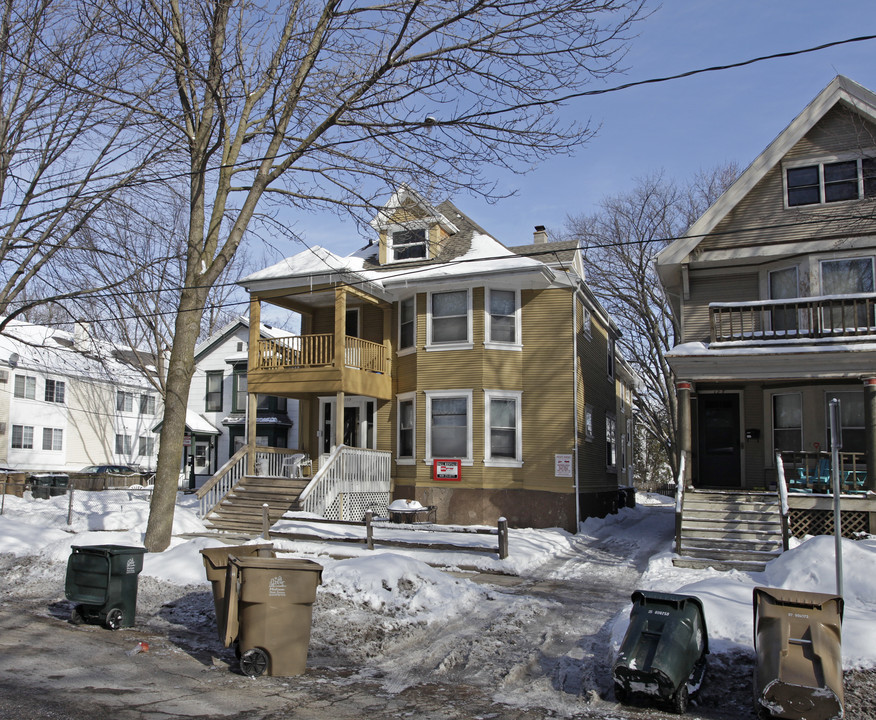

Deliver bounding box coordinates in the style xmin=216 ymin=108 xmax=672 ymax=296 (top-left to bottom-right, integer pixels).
xmin=753 ymin=587 xmax=844 ymax=720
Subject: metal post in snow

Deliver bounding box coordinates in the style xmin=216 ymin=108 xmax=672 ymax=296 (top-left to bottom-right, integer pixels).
xmin=1 ymin=479 xmax=6 ymax=516
xmin=829 ymin=398 xmax=843 ymax=597
xmin=498 ymin=517 xmax=509 ymax=559
xmin=262 ymin=503 xmax=270 ymax=540
xmin=67 ymin=483 xmax=74 ymax=526
xmin=365 ymin=510 xmax=374 ymax=550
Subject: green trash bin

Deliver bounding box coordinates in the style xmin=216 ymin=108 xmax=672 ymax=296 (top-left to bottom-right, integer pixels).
xmin=199 ymin=543 xmax=275 ymax=641
xmin=223 ymin=555 xmax=323 ymax=677
xmin=613 ymin=590 xmax=709 ymax=714
xmin=65 ymin=545 xmax=147 ymax=629
xmin=49 ymin=474 xmax=70 ymax=497
xmin=29 ymin=474 xmax=53 ymax=500
xmin=753 ymin=587 xmax=844 ymax=720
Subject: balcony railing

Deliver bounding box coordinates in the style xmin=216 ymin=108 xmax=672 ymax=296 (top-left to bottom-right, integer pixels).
xmin=256 ymin=334 xmax=387 ymax=374
xmin=709 ymin=293 xmax=876 ymax=343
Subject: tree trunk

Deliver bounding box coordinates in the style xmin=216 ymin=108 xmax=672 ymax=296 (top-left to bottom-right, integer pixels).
xmin=144 ymin=284 xmax=208 ymax=552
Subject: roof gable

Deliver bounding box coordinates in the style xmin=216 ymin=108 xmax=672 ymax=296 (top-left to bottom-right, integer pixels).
xmin=658 ymin=75 xmax=876 ymax=271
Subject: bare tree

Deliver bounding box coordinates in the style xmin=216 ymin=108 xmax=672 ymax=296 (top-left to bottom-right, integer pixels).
xmin=0 ymin=0 xmax=168 ymax=330
xmin=565 ymin=167 xmax=738 ymax=484
xmin=76 ymin=0 xmax=646 ymax=550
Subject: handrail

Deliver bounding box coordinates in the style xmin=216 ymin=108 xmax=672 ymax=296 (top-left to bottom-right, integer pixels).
xmin=195 ymin=446 xmax=304 ymax=518
xmin=298 ymin=444 xmax=392 ymax=520
xmin=774 ymin=451 xmax=791 ymax=551
xmin=196 ymin=446 xmax=248 ymax=518
xmin=674 ymin=454 xmax=686 ymax=555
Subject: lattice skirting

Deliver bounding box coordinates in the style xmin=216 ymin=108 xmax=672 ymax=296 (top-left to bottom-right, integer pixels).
xmin=324 ymin=492 xmax=390 ymax=521
xmin=789 ymin=508 xmax=871 ymax=538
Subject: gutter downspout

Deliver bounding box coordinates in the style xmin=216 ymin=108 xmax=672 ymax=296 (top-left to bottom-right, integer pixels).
xmin=572 ymin=293 xmax=580 ymax=530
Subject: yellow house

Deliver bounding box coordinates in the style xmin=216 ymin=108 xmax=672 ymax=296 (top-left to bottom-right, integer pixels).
xmin=237 ymin=186 xmax=632 ymax=531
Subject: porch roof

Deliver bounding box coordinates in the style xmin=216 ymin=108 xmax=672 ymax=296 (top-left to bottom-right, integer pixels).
xmin=667 ymin=340 xmax=876 ymax=381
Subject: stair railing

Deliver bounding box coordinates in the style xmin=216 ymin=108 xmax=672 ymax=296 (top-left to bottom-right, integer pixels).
xmin=674 ymin=454 xmax=686 ymax=555
xmin=196 ymin=446 xmax=248 ymax=518
xmin=298 ymin=444 xmax=391 ymax=520
xmin=774 ymin=451 xmax=791 ymax=551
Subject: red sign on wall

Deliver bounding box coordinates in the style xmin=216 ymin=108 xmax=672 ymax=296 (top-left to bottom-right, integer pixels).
xmin=433 ymin=459 xmax=461 ymax=481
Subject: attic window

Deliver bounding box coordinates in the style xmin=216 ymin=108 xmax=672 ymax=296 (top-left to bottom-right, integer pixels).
xmin=786 ymin=158 xmax=876 ymax=206
xmin=390 ymin=228 xmax=427 ymax=261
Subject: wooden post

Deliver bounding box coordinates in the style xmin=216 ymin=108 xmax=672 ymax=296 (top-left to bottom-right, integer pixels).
xmin=497 ymin=517 xmax=509 ymax=559
xmin=262 ymin=503 xmax=270 ymax=540
xmin=676 ymin=381 xmax=692 ymax=487
xmin=365 ymin=510 xmax=374 ymax=550
xmin=247 ymin=298 xmax=261 ymax=476
xmin=67 ymin=484 xmax=75 ymax=526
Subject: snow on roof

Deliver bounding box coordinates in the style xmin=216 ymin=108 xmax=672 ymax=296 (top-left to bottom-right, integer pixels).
xmin=0 ymin=319 xmax=152 ymax=386
xmin=241 ymin=245 xmax=366 ymax=285
xmin=668 ymin=340 xmax=876 ymax=357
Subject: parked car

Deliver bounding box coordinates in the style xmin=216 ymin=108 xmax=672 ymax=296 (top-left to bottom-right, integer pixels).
xmin=79 ymin=465 xmax=140 ymax=475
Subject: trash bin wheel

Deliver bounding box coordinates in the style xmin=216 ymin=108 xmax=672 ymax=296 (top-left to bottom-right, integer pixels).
xmin=105 ymin=608 xmax=124 ymax=630
xmin=70 ymin=605 xmax=85 ymax=625
xmin=614 ymin=682 xmax=629 ymax=705
xmin=240 ymin=647 xmax=269 ymax=677
xmin=671 ymin=683 xmax=689 ymax=714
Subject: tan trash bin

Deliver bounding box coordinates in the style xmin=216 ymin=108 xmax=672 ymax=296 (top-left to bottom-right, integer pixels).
xmin=200 ymin=543 xmax=275 ymax=640
xmin=753 ymin=587 xmax=844 ymax=720
xmin=223 ymin=555 xmax=323 ymax=677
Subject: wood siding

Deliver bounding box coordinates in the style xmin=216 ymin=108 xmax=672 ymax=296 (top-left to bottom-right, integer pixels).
xmin=683 ymin=270 xmax=760 ymax=343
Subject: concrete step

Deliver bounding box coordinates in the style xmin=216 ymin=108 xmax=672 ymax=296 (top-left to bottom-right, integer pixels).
xmin=680 ymin=537 xmax=782 ymax=553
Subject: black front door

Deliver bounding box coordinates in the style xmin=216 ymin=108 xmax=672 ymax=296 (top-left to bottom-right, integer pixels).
xmin=697 ymin=394 xmax=742 ymax=488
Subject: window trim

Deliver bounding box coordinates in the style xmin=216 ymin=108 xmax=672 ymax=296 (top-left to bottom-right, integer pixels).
xmin=385 ymin=223 xmax=430 ymax=264
xmin=484 ymin=288 xmax=522 ymax=351
xmin=140 ymin=394 xmax=156 ymax=415
xmin=138 ymin=435 xmax=155 ymax=457
xmin=426 ymin=289 xmax=473 ymax=351
xmin=824 ymin=390 xmax=865 ymax=453
xmin=117 ymin=390 xmax=135 ymax=413
xmin=819 ymin=256 xmax=875 ymax=295
xmin=43 ymin=427 xmax=63 ymax=451
xmin=13 ymin=374 xmax=36 ymax=399
xmin=484 ymin=389 xmax=523 ymax=467
xmin=580 ymin=302 xmax=592 ymax=340
xmin=44 ymin=378 xmax=65 ymax=404
xmin=424 ymin=389 xmax=473 ymax=465
xmin=11 ymin=424 xmax=34 ymax=449
xmin=783 ymin=154 xmax=876 ymax=208
xmin=232 ymin=365 xmax=247 ymax=413
xmin=205 ymin=370 xmax=224 ymax=412
xmin=772 ymin=392 xmax=803 ymax=454
xmin=396 ymin=392 xmax=416 ymax=465
xmin=398 ymin=295 xmax=416 ymax=356
xmin=605 ymin=412 xmax=617 ymax=471
xmin=115 ymin=433 xmax=133 ymax=455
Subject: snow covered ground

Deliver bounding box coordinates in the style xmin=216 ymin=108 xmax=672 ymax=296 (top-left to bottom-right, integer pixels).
xmin=1 ymin=488 xmax=874 ymax=718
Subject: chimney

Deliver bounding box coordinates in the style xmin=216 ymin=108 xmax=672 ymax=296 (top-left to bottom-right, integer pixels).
xmin=533 ymin=225 xmax=548 ymax=244
xmin=74 ymin=320 xmax=94 ymax=354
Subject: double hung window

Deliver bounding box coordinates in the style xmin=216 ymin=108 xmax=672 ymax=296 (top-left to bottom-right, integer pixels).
xmin=427 ymin=290 xmax=471 ymax=349
xmin=13 ymin=375 xmax=35 ymax=399
xmin=205 ymin=371 xmax=223 ymax=411
xmin=43 ymin=428 xmax=63 ymax=451
xmin=398 ymin=297 xmax=415 ymax=352
xmin=426 ymin=391 xmax=471 ymax=462
xmin=390 ymin=228 xmax=427 ymax=261
xmin=45 ymin=379 xmax=65 ymax=403
xmin=769 ymin=266 xmax=799 ymax=333
xmin=485 ymin=289 xmax=520 ymax=349
xmin=606 ymin=414 xmax=617 ymax=469
xmin=485 ymin=390 xmax=522 ymax=466
xmin=117 ymin=391 xmax=135 ymax=413
xmin=772 ymin=393 xmax=802 ymax=452
xmin=140 ymin=394 xmax=156 ymax=415
xmin=232 ymin=366 xmax=247 ymax=412
xmin=115 ymin=434 xmax=132 ymax=455
xmin=821 ymin=257 xmax=875 ymax=330
xmin=825 ymin=391 xmax=865 ymax=453
xmin=397 ymin=394 xmax=415 ymax=461
xmin=12 ymin=425 xmax=34 ymax=449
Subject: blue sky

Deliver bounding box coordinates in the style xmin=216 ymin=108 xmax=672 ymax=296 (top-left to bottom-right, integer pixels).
xmin=281 ymin=1 xmax=876 ymax=257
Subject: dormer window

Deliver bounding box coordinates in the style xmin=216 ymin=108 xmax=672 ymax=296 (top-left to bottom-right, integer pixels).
xmin=786 ymin=157 xmax=876 ymax=206
xmin=390 ymin=228 xmax=427 ymax=261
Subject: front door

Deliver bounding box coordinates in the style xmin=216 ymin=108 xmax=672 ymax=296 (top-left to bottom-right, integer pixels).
xmin=320 ymin=396 xmax=376 ymax=452
xmin=697 ymin=393 xmax=742 ymax=488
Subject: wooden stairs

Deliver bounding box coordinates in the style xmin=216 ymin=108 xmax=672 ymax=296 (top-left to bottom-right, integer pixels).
xmin=203 ymin=475 xmax=310 ymax=535
xmin=674 ymin=490 xmax=785 ymax=572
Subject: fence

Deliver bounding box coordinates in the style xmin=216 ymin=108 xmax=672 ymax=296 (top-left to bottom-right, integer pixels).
xmin=1 ymin=476 xmax=153 ymax=531
xmin=269 ymin=513 xmax=510 ymax=560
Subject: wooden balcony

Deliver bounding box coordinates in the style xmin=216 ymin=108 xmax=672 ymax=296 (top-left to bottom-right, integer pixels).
xmin=248 ymin=334 xmax=392 ymax=399
xmin=710 ymin=293 xmax=876 ymax=343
